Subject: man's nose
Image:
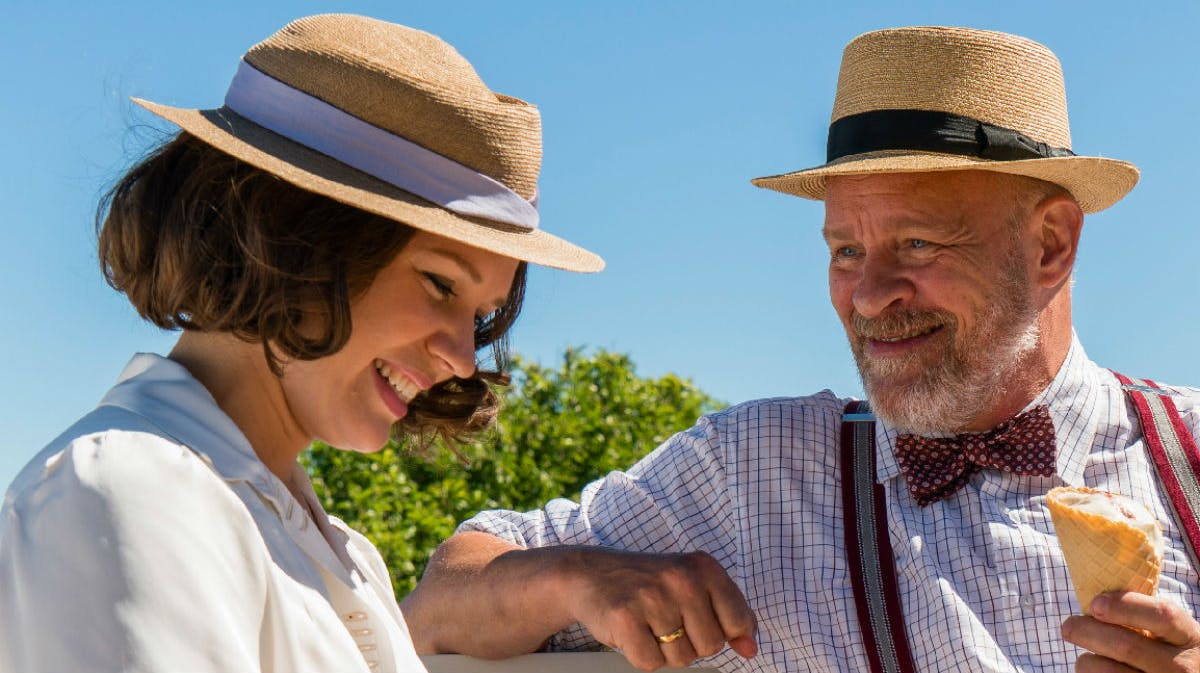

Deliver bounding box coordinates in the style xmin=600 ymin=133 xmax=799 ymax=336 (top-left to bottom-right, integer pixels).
xmin=852 ymin=254 xmax=914 ymax=318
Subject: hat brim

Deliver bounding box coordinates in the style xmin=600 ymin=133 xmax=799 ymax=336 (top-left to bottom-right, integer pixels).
xmin=133 ymin=98 xmax=605 ymax=273
xmin=751 ymin=150 xmax=1139 ymax=214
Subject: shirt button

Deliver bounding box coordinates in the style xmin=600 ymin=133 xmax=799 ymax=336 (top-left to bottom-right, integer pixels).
xmin=1020 ymin=594 xmax=1037 ymax=609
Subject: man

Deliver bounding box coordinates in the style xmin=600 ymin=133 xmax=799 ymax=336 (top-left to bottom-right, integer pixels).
xmin=402 ymin=26 xmax=1200 ymax=673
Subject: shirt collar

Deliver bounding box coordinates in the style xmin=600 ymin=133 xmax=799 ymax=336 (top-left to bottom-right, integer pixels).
xmin=98 ymin=353 xmax=361 ymax=584
xmin=1029 ymin=333 xmax=1103 ymax=487
xmin=97 ymin=353 xmax=300 ymax=518
xmin=875 ymin=333 xmax=1102 ymax=487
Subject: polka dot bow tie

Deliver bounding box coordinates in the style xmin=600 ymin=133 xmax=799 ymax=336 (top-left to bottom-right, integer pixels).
xmin=894 ymin=405 xmax=1057 ymax=507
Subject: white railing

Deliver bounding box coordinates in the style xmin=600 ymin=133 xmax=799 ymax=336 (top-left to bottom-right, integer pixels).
xmin=422 ymin=652 xmax=719 ymax=673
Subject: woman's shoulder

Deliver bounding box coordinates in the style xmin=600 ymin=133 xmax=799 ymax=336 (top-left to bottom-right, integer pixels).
xmin=4 ymin=405 xmax=244 ymax=535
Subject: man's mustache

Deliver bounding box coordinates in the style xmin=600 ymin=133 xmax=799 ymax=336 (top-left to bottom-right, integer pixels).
xmin=849 ymin=309 xmax=958 ymax=341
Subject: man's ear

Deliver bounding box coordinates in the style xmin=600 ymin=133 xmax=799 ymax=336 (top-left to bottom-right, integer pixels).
xmin=1033 ymin=194 xmax=1084 ymax=290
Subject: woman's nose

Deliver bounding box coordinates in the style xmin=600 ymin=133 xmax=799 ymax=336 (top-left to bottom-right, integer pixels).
xmin=428 ymin=322 xmax=477 ymax=380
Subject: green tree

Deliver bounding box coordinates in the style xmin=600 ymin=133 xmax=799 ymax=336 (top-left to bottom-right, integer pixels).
xmin=302 ymin=348 xmax=723 ymax=597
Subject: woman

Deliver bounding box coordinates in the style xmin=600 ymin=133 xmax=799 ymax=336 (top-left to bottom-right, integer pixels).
xmin=0 ymin=14 xmax=602 ymax=673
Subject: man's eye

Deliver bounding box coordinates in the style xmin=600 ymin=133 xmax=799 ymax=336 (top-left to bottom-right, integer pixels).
xmin=834 ymin=246 xmax=858 ymax=258
xmin=910 ymin=239 xmax=929 ymax=249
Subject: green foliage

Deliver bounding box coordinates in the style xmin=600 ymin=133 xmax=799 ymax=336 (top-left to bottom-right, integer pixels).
xmin=302 ymin=348 xmax=723 ymax=598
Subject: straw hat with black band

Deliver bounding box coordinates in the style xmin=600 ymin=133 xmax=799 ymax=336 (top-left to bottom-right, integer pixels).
xmin=752 ymin=26 xmax=1139 ymax=214
xmin=134 ymin=13 xmax=604 ymax=273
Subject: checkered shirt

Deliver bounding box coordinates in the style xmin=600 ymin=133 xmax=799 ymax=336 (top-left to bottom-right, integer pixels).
xmin=459 ymin=336 xmax=1200 ymax=672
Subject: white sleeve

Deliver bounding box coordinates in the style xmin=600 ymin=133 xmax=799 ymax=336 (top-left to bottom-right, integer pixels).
xmin=0 ymin=430 xmax=270 ymax=673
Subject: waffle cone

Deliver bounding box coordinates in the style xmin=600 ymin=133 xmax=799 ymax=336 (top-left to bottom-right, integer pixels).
xmin=1047 ymin=486 xmax=1162 ymax=615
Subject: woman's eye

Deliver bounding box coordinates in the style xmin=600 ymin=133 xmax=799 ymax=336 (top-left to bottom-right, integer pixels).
xmin=423 ymin=272 xmax=455 ymax=298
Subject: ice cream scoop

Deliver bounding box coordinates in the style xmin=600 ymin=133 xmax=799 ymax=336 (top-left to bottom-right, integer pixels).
xmin=1047 ymin=486 xmax=1163 ymax=615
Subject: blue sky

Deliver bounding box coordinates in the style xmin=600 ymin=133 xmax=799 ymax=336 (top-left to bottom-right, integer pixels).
xmin=3 ymin=1 xmax=1198 ymax=491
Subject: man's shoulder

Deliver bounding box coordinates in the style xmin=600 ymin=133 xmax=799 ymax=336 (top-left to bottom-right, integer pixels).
xmin=1090 ymin=366 xmax=1200 ymax=437
xmin=1102 ymin=368 xmax=1200 ymax=410
xmin=714 ymin=389 xmax=853 ymax=416
xmin=701 ymin=390 xmax=855 ymax=439
xmin=1152 ymin=380 xmax=1200 ymax=398
xmin=1151 ymin=379 xmax=1200 ymax=430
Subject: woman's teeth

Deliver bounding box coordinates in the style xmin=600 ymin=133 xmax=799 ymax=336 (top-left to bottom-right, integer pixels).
xmin=374 ymin=359 xmax=421 ymax=402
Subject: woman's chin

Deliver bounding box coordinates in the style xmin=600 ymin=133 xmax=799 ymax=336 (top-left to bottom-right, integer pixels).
xmin=320 ymin=424 xmax=395 ymax=455
xmin=350 ymin=436 xmax=393 ymax=454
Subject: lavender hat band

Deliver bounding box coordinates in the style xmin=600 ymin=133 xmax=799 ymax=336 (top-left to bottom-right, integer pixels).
xmin=224 ymin=60 xmax=539 ymax=230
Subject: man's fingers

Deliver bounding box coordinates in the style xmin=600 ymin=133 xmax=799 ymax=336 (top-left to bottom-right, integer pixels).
xmin=678 ymin=609 xmax=728 ymax=658
xmin=729 ymin=634 xmax=759 ymax=659
xmin=653 ymin=627 xmax=699 ymax=669
xmin=708 ymin=583 xmax=757 ymax=655
xmin=1063 ymin=614 xmax=1180 ymax=673
xmin=1092 ymin=592 xmax=1200 ymax=648
xmin=1075 ymin=652 xmax=1142 ymax=673
xmin=571 ymin=548 xmax=756 ymax=670
xmin=613 ymin=618 xmax=667 ymax=672
xmin=688 ymin=553 xmax=756 ymax=650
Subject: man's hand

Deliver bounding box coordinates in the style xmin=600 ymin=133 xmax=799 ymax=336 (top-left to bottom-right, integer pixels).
xmin=558 ymin=547 xmax=757 ymax=671
xmin=1061 ymin=591 xmax=1200 ymax=672
xmin=402 ymin=533 xmax=756 ymax=671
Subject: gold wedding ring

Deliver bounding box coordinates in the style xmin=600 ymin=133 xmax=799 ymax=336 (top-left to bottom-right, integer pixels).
xmin=655 ymin=626 xmax=686 ymax=644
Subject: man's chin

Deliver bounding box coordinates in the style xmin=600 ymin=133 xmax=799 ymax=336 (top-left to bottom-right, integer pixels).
xmin=860 ymin=363 xmax=934 ymax=394
xmin=861 ymin=374 xmax=967 ymax=435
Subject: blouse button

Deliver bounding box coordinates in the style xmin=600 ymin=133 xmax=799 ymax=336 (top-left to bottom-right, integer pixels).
xmin=367 ymin=662 xmax=378 ymax=669
xmin=345 ymin=611 xmax=368 ymax=622
xmin=351 ymin=628 xmax=373 ymax=637
xmin=359 ymin=644 xmax=377 ymax=652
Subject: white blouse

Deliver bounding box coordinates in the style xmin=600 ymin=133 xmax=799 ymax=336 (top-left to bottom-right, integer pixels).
xmin=0 ymin=353 xmax=427 ymax=673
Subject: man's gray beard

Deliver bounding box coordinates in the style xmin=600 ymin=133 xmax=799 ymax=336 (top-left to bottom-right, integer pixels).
xmin=851 ymin=247 xmax=1040 ymax=435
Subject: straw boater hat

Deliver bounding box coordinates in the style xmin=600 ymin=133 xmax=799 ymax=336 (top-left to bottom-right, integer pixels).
xmin=134 ymin=14 xmax=604 ymax=273
xmin=752 ymin=26 xmax=1139 ymax=213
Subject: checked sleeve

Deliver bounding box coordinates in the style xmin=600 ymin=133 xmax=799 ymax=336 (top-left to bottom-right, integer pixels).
xmin=457 ymin=414 xmax=740 ymax=651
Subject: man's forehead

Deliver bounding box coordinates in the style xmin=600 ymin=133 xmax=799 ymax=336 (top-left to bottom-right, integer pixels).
xmin=823 ymin=174 xmax=962 ymax=218
xmin=823 ymin=170 xmax=1044 ymax=221
xmin=819 ymin=172 xmax=1018 ymax=240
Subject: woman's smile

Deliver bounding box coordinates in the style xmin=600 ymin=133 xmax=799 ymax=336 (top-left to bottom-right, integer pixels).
xmin=372 ymin=358 xmax=428 ymax=420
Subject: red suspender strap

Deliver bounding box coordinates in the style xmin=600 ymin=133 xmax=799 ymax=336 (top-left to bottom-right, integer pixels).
xmin=1114 ymin=372 xmax=1200 ymax=570
xmin=841 ymin=401 xmax=918 ymax=673
xmin=839 ymin=378 xmax=1199 ymax=671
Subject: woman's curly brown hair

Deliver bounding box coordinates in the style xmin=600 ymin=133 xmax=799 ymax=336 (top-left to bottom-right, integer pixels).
xmin=97 ymin=132 xmax=526 ymax=445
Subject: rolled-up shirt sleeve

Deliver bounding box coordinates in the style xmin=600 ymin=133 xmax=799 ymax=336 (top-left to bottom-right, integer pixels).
xmin=456 ymin=413 xmax=740 ymax=651
xmin=0 ymin=430 xmax=269 ymax=672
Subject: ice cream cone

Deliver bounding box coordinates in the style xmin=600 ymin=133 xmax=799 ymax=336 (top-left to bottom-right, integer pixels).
xmin=1047 ymin=486 xmax=1163 ymax=615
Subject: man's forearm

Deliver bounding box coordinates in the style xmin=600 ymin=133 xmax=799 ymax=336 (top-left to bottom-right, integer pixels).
xmin=401 ymin=531 xmax=580 ymax=657
xmin=403 ymin=530 xmax=758 ymax=670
